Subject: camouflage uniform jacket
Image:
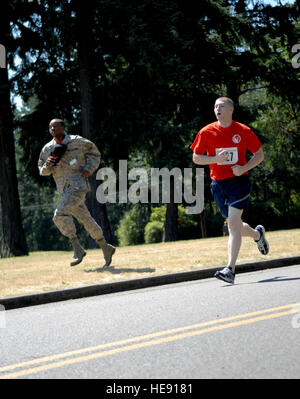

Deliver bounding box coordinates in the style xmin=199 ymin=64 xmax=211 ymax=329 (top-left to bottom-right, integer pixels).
xmin=38 ymin=135 xmax=100 ymax=194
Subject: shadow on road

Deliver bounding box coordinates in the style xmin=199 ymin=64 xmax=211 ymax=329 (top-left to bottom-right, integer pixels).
xmin=257 ymin=276 xmax=300 ymax=283
xmin=83 ymin=266 xmax=156 ymax=274
xmin=220 ymin=275 xmax=300 ymax=287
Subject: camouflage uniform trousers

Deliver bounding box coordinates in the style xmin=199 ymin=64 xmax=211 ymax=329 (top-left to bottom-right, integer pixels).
xmin=53 ymin=185 xmax=103 ymax=241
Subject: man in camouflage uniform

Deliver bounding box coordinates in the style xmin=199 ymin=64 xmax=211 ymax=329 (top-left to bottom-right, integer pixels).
xmin=38 ymin=118 xmax=115 ymax=267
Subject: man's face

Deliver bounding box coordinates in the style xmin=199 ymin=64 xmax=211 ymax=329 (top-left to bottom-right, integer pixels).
xmin=214 ymin=100 xmax=233 ymax=121
xmin=49 ymin=120 xmax=64 ymax=138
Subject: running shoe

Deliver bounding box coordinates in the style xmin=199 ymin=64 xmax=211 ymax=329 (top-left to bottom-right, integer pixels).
xmin=254 ymin=225 xmax=269 ymax=255
xmin=214 ymin=266 xmax=235 ymax=284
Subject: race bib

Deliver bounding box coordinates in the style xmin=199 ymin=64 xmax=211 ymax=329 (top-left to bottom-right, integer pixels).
xmin=216 ymin=147 xmax=238 ymax=165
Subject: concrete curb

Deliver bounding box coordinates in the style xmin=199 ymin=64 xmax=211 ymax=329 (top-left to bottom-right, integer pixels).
xmin=1 ymin=256 xmax=300 ymax=310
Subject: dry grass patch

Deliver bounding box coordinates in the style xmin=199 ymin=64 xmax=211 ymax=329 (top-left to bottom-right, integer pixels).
xmin=0 ymin=228 xmax=299 ymax=297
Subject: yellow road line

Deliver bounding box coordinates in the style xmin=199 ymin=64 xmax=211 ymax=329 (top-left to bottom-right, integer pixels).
xmin=1 ymin=302 xmax=300 ymax=379
xmin=1 ymin=301 xmax=298 ymax=373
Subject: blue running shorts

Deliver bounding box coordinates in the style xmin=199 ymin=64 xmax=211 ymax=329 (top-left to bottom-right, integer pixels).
xmin=210 ymin=175 xmax=251 ymax=219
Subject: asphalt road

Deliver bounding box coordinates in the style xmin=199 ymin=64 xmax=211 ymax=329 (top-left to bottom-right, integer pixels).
xmin=1 ymin=264 xmax=300 ymax=381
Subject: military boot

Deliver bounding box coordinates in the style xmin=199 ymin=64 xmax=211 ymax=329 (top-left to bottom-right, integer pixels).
xmin=97 ymin=237 xmax=116 ymax=268
xmin=70 ymin=237 xmax=86 ymax=266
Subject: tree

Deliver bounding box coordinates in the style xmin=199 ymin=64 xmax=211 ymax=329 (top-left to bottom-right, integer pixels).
xmin=0 ymin=0 xmax=28 ymax=257
xmin=73 ymin=0 xmax=113 ymax=246
xmin=12 ymin=0 xmax=114 ymax=248
xmin=249 ymin=93 xmax=300 ymax=229
xmin=10 ymin=0 xmax=300 ymax=250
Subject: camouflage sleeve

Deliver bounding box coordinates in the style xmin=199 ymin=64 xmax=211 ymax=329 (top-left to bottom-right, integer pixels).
xmin=38 ymin=146 xmax=53 ymax=176
xmin=80 ymin=138 xmax=101 ymax=175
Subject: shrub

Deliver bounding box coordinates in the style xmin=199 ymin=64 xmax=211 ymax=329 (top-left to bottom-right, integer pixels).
xmin=146 ymin=204 xmax=200 ymax=241
xmin=149 ymin=205 xmax=166 ymax=223
xmin=116 ymin=205 xmax=149 ymax=246
xmin=144 ymin=221 xmax=164 ymax=243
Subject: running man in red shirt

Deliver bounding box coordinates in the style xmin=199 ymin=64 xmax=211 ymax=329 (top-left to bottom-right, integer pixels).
xmin=190 ymin=97 xmax=269 ymax=284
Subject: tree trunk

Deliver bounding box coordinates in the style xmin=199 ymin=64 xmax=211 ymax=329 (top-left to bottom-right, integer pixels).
xmin=74 ymin=0 xmax=113 ymax=246
xmin=0 ymin=11 xmax=28 ymax=257
xmin=163 ymin=179 xmax=178 ymax=242
xmin=199 ymin=211 xmax=207 ymax=238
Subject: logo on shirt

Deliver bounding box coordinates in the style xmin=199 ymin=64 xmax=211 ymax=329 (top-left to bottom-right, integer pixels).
xmin=232 ymin=134 xmax=241 ymax=144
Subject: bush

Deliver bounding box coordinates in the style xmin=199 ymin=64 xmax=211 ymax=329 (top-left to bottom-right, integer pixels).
xmin=145 ymin=204 xmax=200 ymax=241
xmin=149 ymin=205 xmax=166 ymax=223
xmin=144 ymin=221 xmax=164 ymax=243
xmin=116 ymin=205 xmax=149 ymax=246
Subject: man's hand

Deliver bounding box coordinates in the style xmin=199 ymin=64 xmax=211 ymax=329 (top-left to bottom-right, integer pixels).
xmin=81 ymin=170 xmax=91 ymax=178
xmin=45 ymin=156 xmax=56 ymax=167
xmin=231 ymin=165 xmax=245 ymax=176
xmin=215 ymin=149 xmax=229 ymax=164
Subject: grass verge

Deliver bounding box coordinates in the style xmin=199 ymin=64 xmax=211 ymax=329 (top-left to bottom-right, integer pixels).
xmin=0 ymin=228 xmax=299 ymax=298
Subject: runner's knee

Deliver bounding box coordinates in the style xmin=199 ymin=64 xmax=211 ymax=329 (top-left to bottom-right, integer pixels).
xmin=227 ymin=213 xmax=242 ymax=232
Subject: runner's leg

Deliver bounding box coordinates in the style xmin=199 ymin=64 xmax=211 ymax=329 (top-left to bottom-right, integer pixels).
xmin=241 ymin=222 xmax=259 ymax=240
xmin=227 ymin=206 xmax=243 ymax=272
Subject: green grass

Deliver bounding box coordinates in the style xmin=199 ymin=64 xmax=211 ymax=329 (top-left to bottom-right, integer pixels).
xmin=0 ymin=228 xmax=299 ymax=298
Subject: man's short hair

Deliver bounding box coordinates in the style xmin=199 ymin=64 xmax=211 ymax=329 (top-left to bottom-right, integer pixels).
xmin=50 ymin=118 xmax=65 ymax=127
xmin=215 ymin=97 xmax=234 ymax=108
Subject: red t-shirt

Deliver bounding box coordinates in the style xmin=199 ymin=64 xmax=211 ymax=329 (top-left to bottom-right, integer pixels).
xmin=190 ymin=121 xmax=261 ymax=181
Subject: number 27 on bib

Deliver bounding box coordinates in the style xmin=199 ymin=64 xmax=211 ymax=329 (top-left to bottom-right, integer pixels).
xmin=216 ymin=147 xmax=238 ymax=165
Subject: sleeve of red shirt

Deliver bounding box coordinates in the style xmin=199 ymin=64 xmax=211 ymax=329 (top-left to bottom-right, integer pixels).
xmin=247 ymin=128 xmax=261 ymax=154
xmin=190 ymin=129 xmax=206 ymax=155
